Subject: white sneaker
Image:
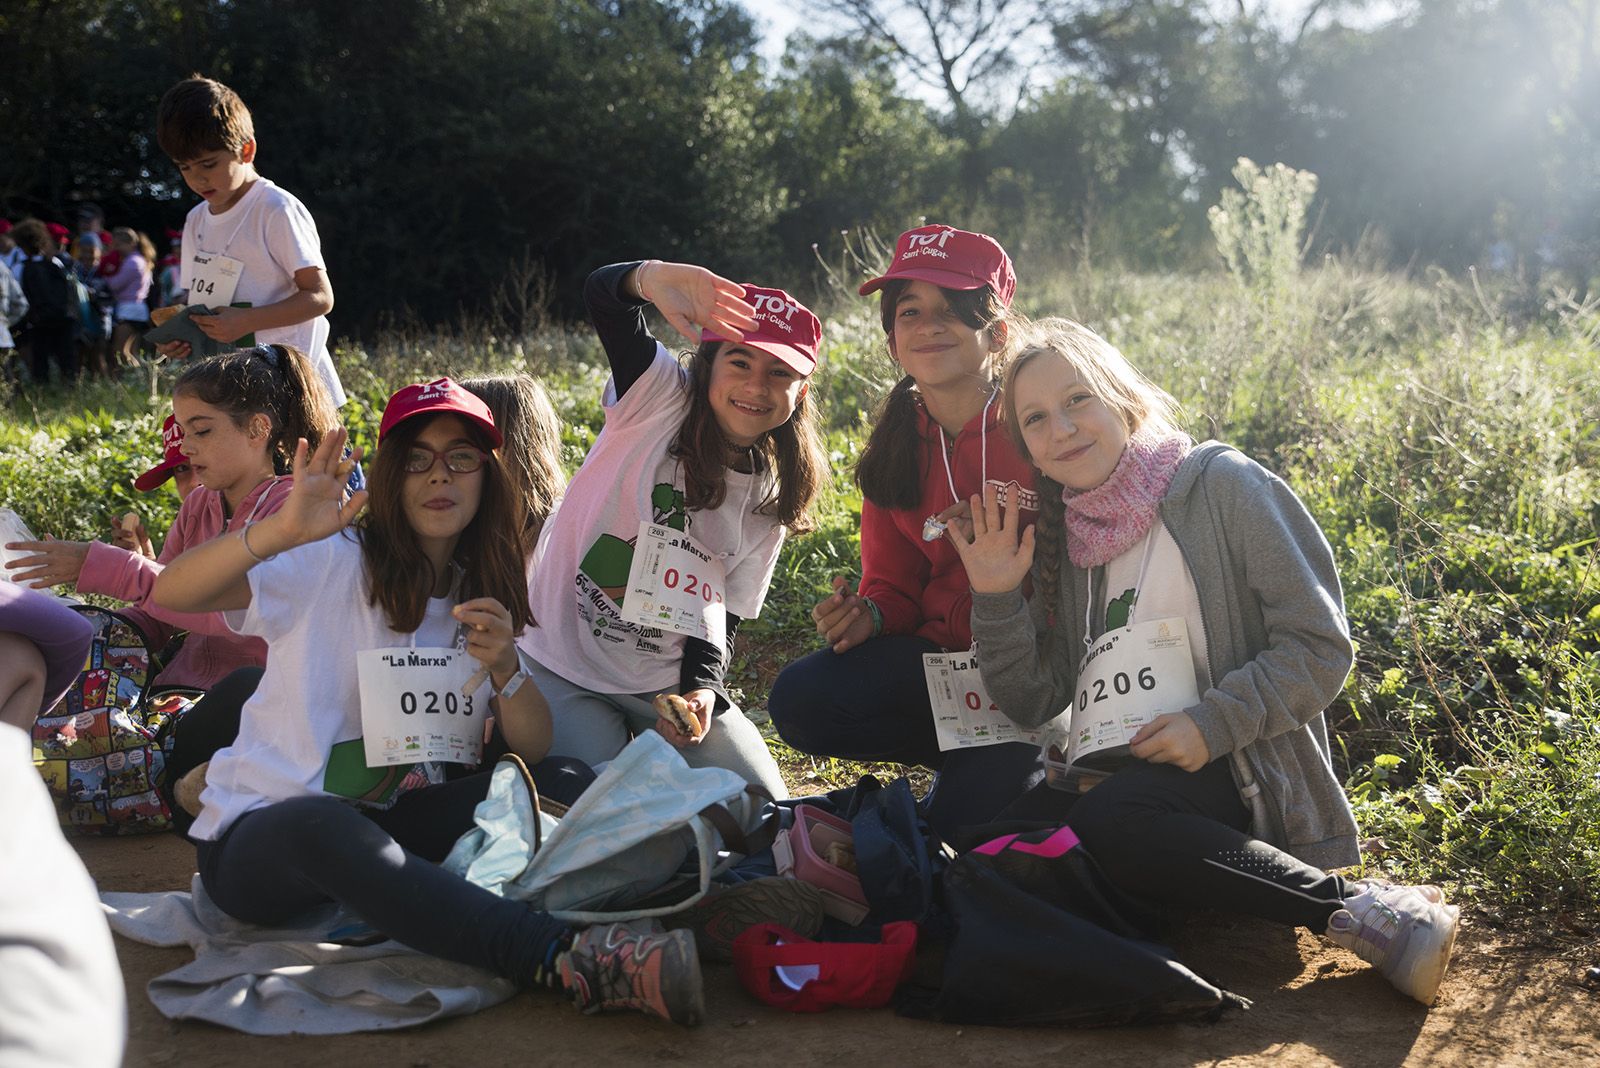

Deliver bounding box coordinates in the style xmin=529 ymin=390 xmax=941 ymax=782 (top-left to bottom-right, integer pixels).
xmin=1326 ymin=881 xmax=1460 ymax=1005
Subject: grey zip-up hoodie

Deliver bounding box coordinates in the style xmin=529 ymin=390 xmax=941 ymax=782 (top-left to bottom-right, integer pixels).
xmin=971 ymin=441 xmax=1361 ymax=870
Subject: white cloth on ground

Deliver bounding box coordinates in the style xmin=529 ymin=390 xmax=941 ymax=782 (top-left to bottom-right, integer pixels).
xmin=100 ymin=875 xmax=515 ymax=1035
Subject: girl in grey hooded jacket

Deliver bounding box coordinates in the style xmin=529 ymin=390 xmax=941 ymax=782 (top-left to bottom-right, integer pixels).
xmin=949 ymin=318 xmax=1459 ymax=1006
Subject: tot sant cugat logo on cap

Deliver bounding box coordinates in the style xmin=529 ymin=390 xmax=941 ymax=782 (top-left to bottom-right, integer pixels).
xmin=903 ymin=228 xmax=955 ymax=261
xmin=750 ymin=292 xmax=800 ymax=334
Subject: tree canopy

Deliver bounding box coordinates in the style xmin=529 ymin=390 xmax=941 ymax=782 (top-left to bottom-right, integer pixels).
xmin=2 ymin=0 xmax=1593 ymax=331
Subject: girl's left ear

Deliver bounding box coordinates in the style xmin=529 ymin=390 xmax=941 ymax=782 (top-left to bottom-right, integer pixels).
xmin=248 ymin=414 xmax=270 ymax=441
xmin=797 ymin=381 xmax=809 ymax=403
xmin=987 ymin=320 xmax=1010 ymax=353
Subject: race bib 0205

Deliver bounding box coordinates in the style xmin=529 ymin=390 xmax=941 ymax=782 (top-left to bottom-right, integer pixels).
xmin=618 ymin=521 xmax=727 ymax=646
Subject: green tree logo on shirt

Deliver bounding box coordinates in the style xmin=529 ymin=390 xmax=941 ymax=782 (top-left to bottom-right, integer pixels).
xmin=1106 ymin=587 xmax=1138 ymax=631
xmin=651 ymin=483 xmax=688 ymax=531
xmin=579 ymin=483 xmax=689 ymax=603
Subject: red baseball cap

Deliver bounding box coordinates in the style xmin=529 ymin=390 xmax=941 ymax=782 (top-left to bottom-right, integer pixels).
xmin=133 ymin=414 xmax=189 ymax=492
xmin=733 ymin=922 xmax=918 ymax=1012
xmin=0 ymin=220 xmax=12 ymax=235
xmin=858 ymin=224 xmax=1016 ymax=307
xmin=701 ymin=284 xmax=821 ymax=376
xmin=379 ymin=377 xmax=502 ymax=448
xmin=45 ymin=222 xmax=71 ymax=243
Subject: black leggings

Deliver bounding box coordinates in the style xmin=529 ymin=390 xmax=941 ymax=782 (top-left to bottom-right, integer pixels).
xmin=1000 ymin=758 xmax=1347 ymax=931
xmin=196 ymin=772 xmax=570 ymax=985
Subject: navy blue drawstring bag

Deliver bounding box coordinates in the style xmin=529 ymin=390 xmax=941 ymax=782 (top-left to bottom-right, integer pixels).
xmin=897 ymin=824 xmax=1249 ymax=1027
xmin=846 ymin=775 xmax=945 ymax=925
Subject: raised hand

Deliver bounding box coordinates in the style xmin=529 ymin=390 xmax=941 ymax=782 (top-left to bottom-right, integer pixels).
xmin=811 ymin=574 xmax=875 ymax=654
xmin=273 ymin=428 xmax=368 ymax=550
xmin=945 ymin=481 xmax=1035 ymax=595
xmin=634 ymin=261 xmax=758 ymax=345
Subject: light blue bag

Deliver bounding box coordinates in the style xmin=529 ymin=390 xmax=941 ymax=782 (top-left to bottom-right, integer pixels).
xmin=443 ymin=731 xmax=777 ymax=924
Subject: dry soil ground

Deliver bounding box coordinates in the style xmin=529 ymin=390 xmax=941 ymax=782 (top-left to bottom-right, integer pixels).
xmin=77 ymin=832 xmax=1600 ymax=1068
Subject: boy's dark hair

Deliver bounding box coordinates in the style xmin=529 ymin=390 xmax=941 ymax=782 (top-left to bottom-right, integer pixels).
xmin=11 ymin=219 xmax=51 ymax=256
xmin=157 ymin=75 xmax=255 ymax=161
xmin=172 ymin=345 xmax=338 ymax=475
xmin=853 ymin=278 xmax=1012 ymax=510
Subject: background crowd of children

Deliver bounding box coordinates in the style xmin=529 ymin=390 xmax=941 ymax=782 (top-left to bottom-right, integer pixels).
xmin=0 ymin=207 xmax=180 ymax=386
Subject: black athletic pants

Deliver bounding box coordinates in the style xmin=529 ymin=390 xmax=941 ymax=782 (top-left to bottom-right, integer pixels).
xmin=998 ymin=757 xmax=1348 ymax=931
xmin=195 ymin=771 xmax=572 ymax=985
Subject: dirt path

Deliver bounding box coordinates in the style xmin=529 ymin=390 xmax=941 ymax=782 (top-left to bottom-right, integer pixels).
xmin=77 ymin=835 xmax=1598 ymax=1067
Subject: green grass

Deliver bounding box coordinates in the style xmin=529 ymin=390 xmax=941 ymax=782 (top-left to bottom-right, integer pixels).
xmin=5 ymin=260 xmax=1598 ymax=920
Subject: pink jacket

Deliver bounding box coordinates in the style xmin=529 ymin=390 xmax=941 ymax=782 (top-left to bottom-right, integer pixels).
xmin=78 ymin=476 xmax=292 ymax=689
xmin=107 ymin=252 xmax=151 ymax=305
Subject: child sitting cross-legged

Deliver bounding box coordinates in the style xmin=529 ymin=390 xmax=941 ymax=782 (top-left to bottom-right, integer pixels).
xmin=152 ymin=378 xmax=705 ymax=1025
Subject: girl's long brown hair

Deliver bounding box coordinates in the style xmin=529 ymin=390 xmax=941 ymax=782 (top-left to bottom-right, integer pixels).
xmin=359 ymin=413 xmax=531 ymax=634
xmin=854 ymin=279 xmax=1014 ymax=510
xmin=461 ymin=374 xmax=566 ymax=545
xmin=669 ymin=340 xmax=825 ymax=533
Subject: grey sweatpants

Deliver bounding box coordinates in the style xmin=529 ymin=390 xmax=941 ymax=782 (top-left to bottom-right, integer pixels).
xmin=524 ymin=659 xmax=789 ymax=800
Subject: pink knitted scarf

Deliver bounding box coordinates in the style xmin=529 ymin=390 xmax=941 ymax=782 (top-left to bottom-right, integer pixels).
xmin=1062 ymin=429 xmax=1192 ymax=568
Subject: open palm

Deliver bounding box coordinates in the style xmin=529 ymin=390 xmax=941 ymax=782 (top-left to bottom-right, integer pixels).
xmin=637 ymin=261 xmax=758 ymax=344
xmin=947 ymin=483 xmax=1035 ymax=595
xmin=277 ymin=428 xmax=368 ymax=548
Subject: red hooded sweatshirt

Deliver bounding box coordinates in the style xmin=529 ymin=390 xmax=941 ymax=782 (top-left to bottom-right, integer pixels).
xmin=859 ymin=395 xmax=1038 ymax=650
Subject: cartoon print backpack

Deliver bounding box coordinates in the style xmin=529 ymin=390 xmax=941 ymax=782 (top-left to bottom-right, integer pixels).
xmin=31 ymin=605 xmax=196 ymax=835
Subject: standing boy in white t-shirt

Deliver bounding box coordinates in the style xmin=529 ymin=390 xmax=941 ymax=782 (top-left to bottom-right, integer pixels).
xmin=151 ymin=75 xmax=347 ymax=408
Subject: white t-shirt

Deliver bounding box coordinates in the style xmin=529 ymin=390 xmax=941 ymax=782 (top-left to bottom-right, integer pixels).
xmin=190 ymin=531 xmax=454 ymax=841
xmin=522 ymin=346 xmax=786 ymax=694
xmin=1099 ymin=523 xmax=1212 ymax=697
xmin=0 ymin=724 xmax=125 ymax=1068
xmin=179 ymin=177 xmax=346 ymax=407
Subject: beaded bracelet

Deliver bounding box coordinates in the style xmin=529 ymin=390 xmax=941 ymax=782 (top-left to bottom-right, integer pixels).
xmin=864 ymin=596 xmax=884 ymax=638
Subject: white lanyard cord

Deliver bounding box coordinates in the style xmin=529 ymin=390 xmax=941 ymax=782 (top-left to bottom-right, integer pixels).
xmin=672 ymin=451 xmax=759 ymax=560
xmin=1083 ymin=527 xmax=1160 ymax=647
xmin=238 ymin=475 xmax=288 ymax=526
xmin=937 ymin=387 xmax=996 ymax=509
xmin=197 ymin=195 xmax=254 ymax=259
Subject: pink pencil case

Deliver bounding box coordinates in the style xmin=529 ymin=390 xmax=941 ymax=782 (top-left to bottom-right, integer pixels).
xmin=773 ymin=804 xmax=870 ymax=925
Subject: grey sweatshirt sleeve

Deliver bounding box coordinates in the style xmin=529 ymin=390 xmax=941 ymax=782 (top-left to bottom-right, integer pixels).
xmin=1182 ymin=453 xmax=1356 ymax=760
xmin=970 ymin=582 xmax=1074 ymax=730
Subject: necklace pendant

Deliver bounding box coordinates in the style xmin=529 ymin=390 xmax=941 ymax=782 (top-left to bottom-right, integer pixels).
xmin=921 ymin=514 xmax=947 ymax=542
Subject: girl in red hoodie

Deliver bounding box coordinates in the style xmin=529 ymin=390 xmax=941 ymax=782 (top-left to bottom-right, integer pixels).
xmin=768 ymin=225 xmax=1041 ymax=840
